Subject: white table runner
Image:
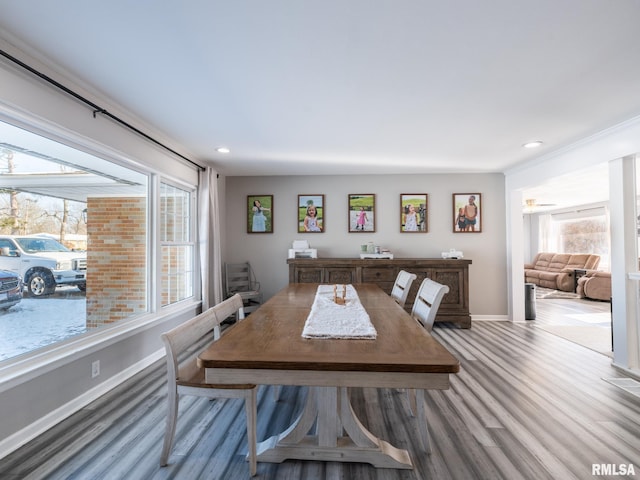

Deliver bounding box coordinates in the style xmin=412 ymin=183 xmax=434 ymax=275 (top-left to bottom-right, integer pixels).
xmin=301 ymin=285 xmax=377 ymax=339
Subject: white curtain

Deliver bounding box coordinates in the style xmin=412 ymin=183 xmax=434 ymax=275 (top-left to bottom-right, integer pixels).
xmin=198 ymin=166 xmax=223 ymax=309
xmin=538 ymin=213 xmax=552 ymax=252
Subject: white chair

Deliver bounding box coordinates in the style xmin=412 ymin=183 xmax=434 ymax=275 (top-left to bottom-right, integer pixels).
xmin=411 ymin=277 xmax=450 ymax=333
xmin=407 ymin=277 xmax=449 ymax=453
xmin=159 ymin=294 xmax=257 ymax=476
xmin=390 ymin=270 xmax=417 ymax=308
xmin=225 ymin=262 xmax=263 ymax=314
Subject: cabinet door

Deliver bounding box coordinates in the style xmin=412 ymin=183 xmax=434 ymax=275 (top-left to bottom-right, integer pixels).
xmin=405 ymin=268 xmax=466 ymax=314
xmin=292 ymin=267 xmax=323 ymax=283
xmin=431 ymin=268 xmax=467 ymax=313
xmin=325 ymin=268 xmax=356 ymax=284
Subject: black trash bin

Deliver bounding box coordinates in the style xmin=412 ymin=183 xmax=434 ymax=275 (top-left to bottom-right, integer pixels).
xmin=524 ymin=283 xmax=536 ymax=320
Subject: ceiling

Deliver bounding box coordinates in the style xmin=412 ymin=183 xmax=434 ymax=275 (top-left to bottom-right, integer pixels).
xmin=0 ymin=1 xmax=639 ymax=209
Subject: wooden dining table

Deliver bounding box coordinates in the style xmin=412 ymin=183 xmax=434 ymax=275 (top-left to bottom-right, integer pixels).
xmin=198 ymin=283 xmax=460 ymax=469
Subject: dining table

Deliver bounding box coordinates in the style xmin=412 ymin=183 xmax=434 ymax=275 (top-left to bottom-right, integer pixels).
xmin=198 ymin=282 xmax=460 ymax=470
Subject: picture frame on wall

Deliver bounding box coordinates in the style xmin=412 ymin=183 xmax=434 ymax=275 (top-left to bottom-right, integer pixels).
xmin=400 ymin=193 xmax=428 ymax=232
xmin=298 ymin=194 xmax=324 ymax=233
xmin=348 ymin=194 xmax=375 ymax=232
xmin=247 ymin=194 xmax=273 ymax=233
xmin=453 ymin=193 xmax=481 ymax=233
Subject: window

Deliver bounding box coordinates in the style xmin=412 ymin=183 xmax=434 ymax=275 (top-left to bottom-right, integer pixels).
xmin=0 ymin=119 xmax=150 ymax=361
xmin=160 ymin=183 xmax=195 ymax=306
xmin=543 ymin=208 xmax=610 ymax=271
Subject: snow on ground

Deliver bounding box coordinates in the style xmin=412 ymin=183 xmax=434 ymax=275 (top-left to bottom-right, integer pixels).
xmin=0 ymin=287 xmax=86 ymax=361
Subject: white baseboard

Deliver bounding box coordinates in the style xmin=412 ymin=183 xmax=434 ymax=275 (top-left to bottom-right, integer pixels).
xmin=0 ymin=349 xmax=164 ymax=460
xmin=471 ymin=315 xmax=510 ymax=322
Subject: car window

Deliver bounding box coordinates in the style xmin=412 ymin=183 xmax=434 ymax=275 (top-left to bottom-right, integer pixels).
xmin=15 ymin=237 xmax=70 ymax=253
xmin=0 ymin=239 xmax=17 ymax=254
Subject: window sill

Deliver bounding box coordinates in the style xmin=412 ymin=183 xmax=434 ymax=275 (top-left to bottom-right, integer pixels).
xmin=0 ymin=298 xmax=201 ymax=393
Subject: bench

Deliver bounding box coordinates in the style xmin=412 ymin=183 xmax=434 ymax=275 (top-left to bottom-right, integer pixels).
xmin=159 ymin=294 xmax=257 ymax=476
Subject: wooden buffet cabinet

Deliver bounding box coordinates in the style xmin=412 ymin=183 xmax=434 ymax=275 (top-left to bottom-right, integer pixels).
xmin=287 ymin=257 xmax=472 ymax=328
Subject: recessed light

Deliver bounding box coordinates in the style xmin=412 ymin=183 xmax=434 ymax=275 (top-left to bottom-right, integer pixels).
xmin=523 ymin=141 xmax=543 ymax=149
xmin=216 ymin=147 xmax=230 ymax=154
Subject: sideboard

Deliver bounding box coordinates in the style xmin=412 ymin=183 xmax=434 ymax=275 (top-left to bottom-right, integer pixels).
xmin=287 ymin=257 xmax=472 ymax=328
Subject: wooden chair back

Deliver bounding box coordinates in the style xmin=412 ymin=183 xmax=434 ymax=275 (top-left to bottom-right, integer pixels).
xmin=162 ymin=308 xmax=218 ymax=389
xmin=162 ymin=294 xmax=244 ymax=385
xmin=224 ymin=263 xmax=263 ymax=313
xmin=225 ymin=262 xmax=260 ymax=295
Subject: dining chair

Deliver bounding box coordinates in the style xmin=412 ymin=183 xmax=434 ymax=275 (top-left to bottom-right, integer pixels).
xmin=407 ymin=277 xmax=449 ymax=453
xmin=410 ymin=277 xmax=450 ymax=333
xmin=225 ymin=262 xmax=263 ymax=314
xmin=390 ymin=270 xmax=417 ymax=308
xmin=159 ymin=294 xmax=258 ymax=476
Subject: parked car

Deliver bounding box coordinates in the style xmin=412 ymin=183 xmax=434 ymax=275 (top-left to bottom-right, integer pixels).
xmin=0 ymin=235 xmax=87 ymax=297
xmin=0 ymin=269 xmax=23 ymax=310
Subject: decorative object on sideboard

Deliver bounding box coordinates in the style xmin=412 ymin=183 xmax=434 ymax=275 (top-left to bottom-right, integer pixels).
xmin=360 ymin=243 xmax=393 ymax=259
xmin=442 ymin=249 xmax=464 ymax=259
xmin=360 ymin=252 xmax=394 ymax=259
xmin=288 ymin=240 xmax=318 ymax=259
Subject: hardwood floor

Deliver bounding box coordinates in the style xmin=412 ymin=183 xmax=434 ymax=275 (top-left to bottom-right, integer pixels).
xmin=1 ymin=299 xmax=638 ymax=480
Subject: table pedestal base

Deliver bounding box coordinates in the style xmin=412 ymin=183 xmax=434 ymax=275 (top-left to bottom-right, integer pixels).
xmin=256 ymin=386 xmax=413 ymax=469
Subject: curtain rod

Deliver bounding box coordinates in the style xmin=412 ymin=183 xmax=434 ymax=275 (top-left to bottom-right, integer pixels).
xmin=0 ymin=49 xmax=205 ymax=171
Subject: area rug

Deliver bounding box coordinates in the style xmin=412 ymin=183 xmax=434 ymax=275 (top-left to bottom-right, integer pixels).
xmin=564 ymin=312 xmax=611 ymax=324
xmin=535 ymin=324 xmax=613 ymax=357
xmin=535 ymin=286 xmax=580 ymax=300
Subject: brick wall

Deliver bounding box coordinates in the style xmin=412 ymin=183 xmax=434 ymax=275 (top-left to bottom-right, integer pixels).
xmin=86 ymin=197 xmax=147 ymax=328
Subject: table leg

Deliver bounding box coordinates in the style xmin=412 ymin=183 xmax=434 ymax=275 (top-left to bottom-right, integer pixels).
xmin=256 ymin=386 xmax=413 ymax=469
xmin=415 ymin=389 xmax=432 ymax=454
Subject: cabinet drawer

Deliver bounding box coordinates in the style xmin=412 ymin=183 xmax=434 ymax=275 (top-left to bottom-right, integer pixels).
xmin=362 ymin=268 xmax=397 ymax=282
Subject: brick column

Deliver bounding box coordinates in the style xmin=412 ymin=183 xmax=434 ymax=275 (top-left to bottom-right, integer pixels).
xmin=86 ymin=197 xmax=147 ymax=328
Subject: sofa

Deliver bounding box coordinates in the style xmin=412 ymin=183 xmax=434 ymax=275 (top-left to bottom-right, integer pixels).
xmin=524 ymin=252 xmax=601 ymax=292
xmin=577 ymin=271 xmax=611 ymax=301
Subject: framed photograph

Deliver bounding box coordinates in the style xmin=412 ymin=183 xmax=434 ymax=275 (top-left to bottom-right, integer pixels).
xmin=453 ymin=193 xmax=481 ymax=233
xmin=247 ymin=194 xmax=273 ymax=233
xmin=348 ymin=194 xmax=375 ymax=232
xmin=298 ymin=194 xmax=325 ymax=233
xmin=400 ymin=193 xmax=428 ymax=232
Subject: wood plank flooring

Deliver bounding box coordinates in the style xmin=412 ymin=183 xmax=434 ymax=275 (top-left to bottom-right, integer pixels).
xmin=1 ymin=298 xmax=638 ymax=480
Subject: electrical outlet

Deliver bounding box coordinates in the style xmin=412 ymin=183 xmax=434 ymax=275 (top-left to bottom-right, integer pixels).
xmin=91 ymin=360 xmax=100 ymax=378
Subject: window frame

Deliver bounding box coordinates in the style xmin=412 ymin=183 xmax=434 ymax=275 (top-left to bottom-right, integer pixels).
xmin=0 ymin=111 xmax=200 ymax=372
xmin=158 ymin=178 xmax=198 ymax=308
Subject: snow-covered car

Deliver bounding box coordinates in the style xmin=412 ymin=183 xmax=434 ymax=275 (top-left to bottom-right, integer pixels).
xmin=0 ymin=235 xmax=87 ymax=297
xmin=0 ymin=269 xmax=22 ymax=310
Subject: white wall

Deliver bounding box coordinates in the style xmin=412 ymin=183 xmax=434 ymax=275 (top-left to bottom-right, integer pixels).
xmin=223 ymin=173 xmax=508 ymax=317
